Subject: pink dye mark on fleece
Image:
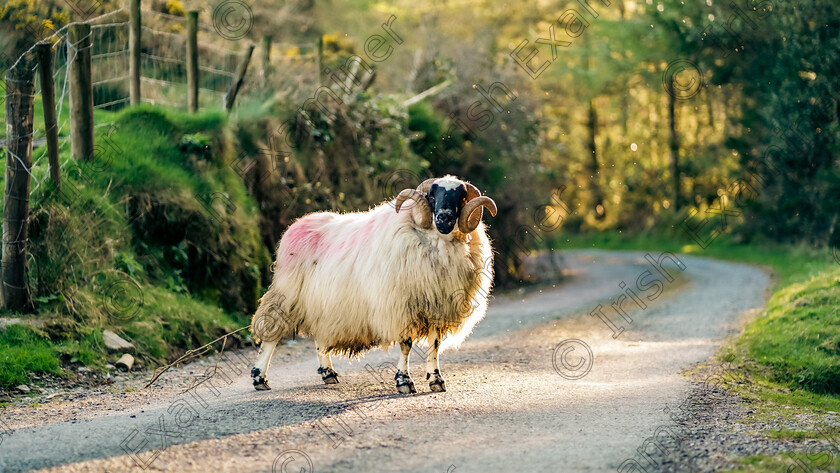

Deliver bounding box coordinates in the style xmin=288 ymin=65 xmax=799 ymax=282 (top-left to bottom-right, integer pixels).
xmin=283 ymin=220 xmax=322 ymax=257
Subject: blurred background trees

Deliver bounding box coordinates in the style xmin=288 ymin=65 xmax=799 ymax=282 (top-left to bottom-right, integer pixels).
xmin=3 ymin=0 xmax=839 ymax=289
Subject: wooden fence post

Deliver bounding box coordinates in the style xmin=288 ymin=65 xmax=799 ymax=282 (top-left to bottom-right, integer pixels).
xmin=2 ymin=57 xmax=36 ymax=310
xmin=224 ymin=44 xmax=255 ymax=112
xmin=68 ymin=23 xmax=94 ymax=161
xmin=129 ymin=0 xmax=141 ymax=105
xmin=36 ymin=43 xmax=61 ymax=190
xmin=186 ymin=11 xmax=199 ymax=113
xmin=260 ymin=35 xmax=271 ymax=89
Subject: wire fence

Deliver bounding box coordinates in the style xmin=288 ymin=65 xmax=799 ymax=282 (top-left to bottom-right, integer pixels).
xmin=92 ymin=18 xmax=130 ymax=110
xmin=3 ymin=7 xmax=320 ymax=197
xmin=3 ymin=8 xmax=132 ymax=196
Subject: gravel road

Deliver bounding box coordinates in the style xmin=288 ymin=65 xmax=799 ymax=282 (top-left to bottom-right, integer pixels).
xmin=0 ymin=250 xmax=771 ymax=473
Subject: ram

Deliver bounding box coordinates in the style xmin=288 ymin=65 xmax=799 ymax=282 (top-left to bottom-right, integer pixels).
xmin=250 ymin=175 xmax=497 ymax=393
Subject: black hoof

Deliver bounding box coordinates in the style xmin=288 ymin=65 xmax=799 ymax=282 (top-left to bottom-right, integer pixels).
xmin=252 ymin=367 xmax=271 ymax=391
xmin=395 ymin=370 xmax=416 ymax=394
xmin=427 ymin=369 xmax=446 ymax=392
xmin=318 ymin=366 xmax=340 ymax=384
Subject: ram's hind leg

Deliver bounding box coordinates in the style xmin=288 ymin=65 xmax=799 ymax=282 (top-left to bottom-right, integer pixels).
xmin=252 ymin=340 xmax=278 ymax=391
xmin=426 ymin=326 xmax=446 ymax=392
xmin=316 ymin=345 xmax=339 ymax=384
xmin=395 ymin=338 xmax=417 ymax=394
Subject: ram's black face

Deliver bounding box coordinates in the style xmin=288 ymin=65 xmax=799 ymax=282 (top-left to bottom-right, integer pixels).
xmin=428 ymin=182 xmax=467 ymax=235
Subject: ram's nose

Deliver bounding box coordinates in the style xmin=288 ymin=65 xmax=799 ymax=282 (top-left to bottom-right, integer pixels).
xmin=434 ymin=210 xmax=456 ymax=235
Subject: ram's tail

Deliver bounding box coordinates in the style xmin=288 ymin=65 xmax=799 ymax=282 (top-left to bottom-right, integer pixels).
xmin=250 ymin=286 xmax=296 ymax=344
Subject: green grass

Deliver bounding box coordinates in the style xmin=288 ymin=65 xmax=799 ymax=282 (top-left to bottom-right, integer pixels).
xmin=726 ymin=453 xmax=840 ymax=473
xmin=765 ymin=428 xmax=838 ymax=440
xmin=740 ymin=270 xmax=840 ymax=394
xmin=0 ymin=325 xmax=62 ymax=387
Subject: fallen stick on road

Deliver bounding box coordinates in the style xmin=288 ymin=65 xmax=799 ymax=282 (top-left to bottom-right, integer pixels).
xmin=142 ymin=325 xmax=250 ymax=389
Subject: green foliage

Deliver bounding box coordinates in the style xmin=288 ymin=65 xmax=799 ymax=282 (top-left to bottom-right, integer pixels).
xmin=407 ymin=101 xmax=450 ymax=158
xmin=643 ymin=0 xmax=840 ymax=245
xmin=233 ymin=93 xmax=430 ymax=249
xmin=0 ymin=0 xmax=68 ymax=56
xmin=178 ymin=132 xmax=212 ymax=158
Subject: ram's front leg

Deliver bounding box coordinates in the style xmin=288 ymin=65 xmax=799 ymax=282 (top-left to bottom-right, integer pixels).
xmin=395 ymin=338 xmax=417 ymax=394
xmin=426 ymin=326 xmax=446 ymax=392
xmin=252 ymin=340 xmax=278 ymax=391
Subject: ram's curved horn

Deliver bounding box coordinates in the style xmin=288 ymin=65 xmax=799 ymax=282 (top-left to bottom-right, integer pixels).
xmin=417 ymin=178 xmax=438 ymax=194
xmin=458 ymin=182 xmax=494 ymax=233
xmin=458 ymin=196 xmax=497 ymax=234
xmin=395 ymin=189 xmax=432 ymax=228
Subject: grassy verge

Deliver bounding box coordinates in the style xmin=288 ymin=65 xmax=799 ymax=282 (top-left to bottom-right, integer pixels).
xmin=0 ymin=103 xmax=269 ymax=391
xmin=727 ymin=453 xmax=840 ymax=473
xmin=557 ymin=232 xmax=840 ymax=471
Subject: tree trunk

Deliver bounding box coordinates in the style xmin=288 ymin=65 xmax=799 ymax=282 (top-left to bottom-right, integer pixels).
xmin=620 ymin=92 xmax=629 ymax=135
xmin=583 ymin=33 xmax=604 ymax=221
xmin=706 ymin=87 xmax=715 ymax=130
xmin=668 ymin=79 xmax=680 ymax=211
xmin=588 ymin=99 xmax=605 ymax=219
